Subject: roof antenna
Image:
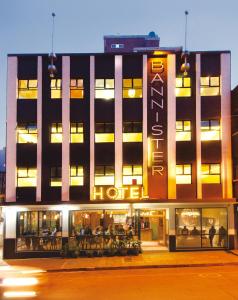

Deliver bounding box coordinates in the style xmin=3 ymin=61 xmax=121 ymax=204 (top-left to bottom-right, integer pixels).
xmin=181 ymin=10 xmax=190 ymax=76
xmin=48 ymin=12 xmax=57 ymax=78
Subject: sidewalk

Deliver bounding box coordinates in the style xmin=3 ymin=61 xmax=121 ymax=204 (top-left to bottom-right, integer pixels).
xmin=4 ymin=251 xmax=238 ymax=272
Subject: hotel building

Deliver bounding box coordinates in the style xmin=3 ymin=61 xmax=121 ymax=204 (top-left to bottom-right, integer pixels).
xmin=2 ymin=43 xmax=235 ymax=258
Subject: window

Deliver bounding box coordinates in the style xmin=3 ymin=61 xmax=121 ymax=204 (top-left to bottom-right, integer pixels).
xmin=111 ymin=44 xmax=124 ymax=49
xmin=176 ymin=121 xmax=191 ymax=141
xmin=17 ymin=211 xmax=62 ymax=252
xmin=17 ymin=124 xmax=37 ymax=144
xmin=95 ymin=79 xmax=114 ymax=99
xmin=18 ymin=80 xmax=37 ymax=99
xmin=17 ymin=168 xmax=36 ymax=187
xmin=50 ymin=123 xmax=62 ymax=143
xmin=201 ymin=164 xmax=221 ymax=184
xmin=201 ymin=77 xmax=220 ymax=96
xmin=123 ymin=78 xmax=142 ymax=99
xmin=176 ymin=77 xmax=191 ymax=97
xmin=95 ymin=165 xmax=114 ymax=186
xmin=51 ymin=79 xmax=62 ymax=99
xmin=70 ymin=123 xmax=84 ymax=143
xmin=176 ymin=208 xmax=228 ymax=249
xmin=123 ymin=165 xmax=142 ymax=185
xmin=70 ymin=79 xmax=84 ymax=99
xmin=70 ymin=166 xmax=84 ymax=186
xmin=201 ymin=120 xmax=220 ymax=141
xmin=50 ymin=167 xmax=62 ymax=187
xmin=123 ymin=122 xmax=142 ymax=142
xmin=176 ymin=164 xmax=192 ymax=184
xmin=95 ymin=123 xmax=114 ymax=143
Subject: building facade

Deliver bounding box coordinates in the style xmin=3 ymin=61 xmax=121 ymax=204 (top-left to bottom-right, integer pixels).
xmin=3 ymin=49 xmax=235 ymax=258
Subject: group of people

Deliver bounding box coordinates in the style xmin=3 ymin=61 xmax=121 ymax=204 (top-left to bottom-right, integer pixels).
xmin=181 ymin=225 xmax=227 ymax=247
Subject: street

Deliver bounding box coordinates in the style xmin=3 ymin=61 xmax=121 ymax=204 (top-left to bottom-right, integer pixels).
xmin=10 ymin=265 xmax=238 ymax=300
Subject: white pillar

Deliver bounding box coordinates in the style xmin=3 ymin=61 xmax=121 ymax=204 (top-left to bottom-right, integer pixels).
xmin=90 ymin=56 xmax=95 ymax=200
xmin=167 ymin=54 xmax=176 ymax=199
xmin=6 ymin=56 xmax=17 ymax=202
xmin=62 ymin=56 xmax=70 ymax=202
xmin=114 ymin=55 xmax=123 ymax=189
xmin=196 ymin=54 xmax=202 ymax=199
xmin=142 ymin=55 xmax=148 ymax=197
xmin=36 ymin=56 xmax=42 ymax=202
xmin=221 ymin=53 xmax=233 ymax=199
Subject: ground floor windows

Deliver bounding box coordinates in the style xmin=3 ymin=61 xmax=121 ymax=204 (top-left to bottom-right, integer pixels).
xmin=16 ymin=211 xmax=62 ymax=252
xmin=176 ymin=208 xmax=228 ymax=249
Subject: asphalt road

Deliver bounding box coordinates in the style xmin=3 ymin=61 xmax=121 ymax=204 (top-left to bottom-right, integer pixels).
xmin=3 ymin=265 xmax=238 ymax=300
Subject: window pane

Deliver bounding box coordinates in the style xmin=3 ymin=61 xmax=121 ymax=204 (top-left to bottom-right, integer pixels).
xmin=123 ymin=175 xmax=142 ymax=185
xmin=176 ymin=131 xmax=191 ymax=141
xmin=70 ymin=166 xmax=77 ymax=176
xmin=184 ymin=165 xmax=191 ymax=175
xmin=123 ymin=79 xmax=132 ymax=88
xmin=95 ymin=89 xmax=114 ymax=99
xmin=210 ymin=120 xmax=220 ymax=130
xmin=176 ymin=78 xmax=183 ymax=88
xmin=176 ymin=121 xmax=183 ymax=131
xmin=183 ymin=77 xmax=191 ymax=87
xmin=200 ymin=77 xmax=209 ymax=86
xmin=176 ymin=165 xmax=183 ymax=175
xmin=123 ymin=166 xmax=132 ymax=175
xmin=201 ymin=87 xmax=220 ymax=96
xmin=201 ymin=164 xmax=209 ymax=174
xmin=201 ymin=131 xmax=220 ymax=141
xmin=95 ymin=79 xmax=104 ymax=88
xmin=95 ymin=176 xmax=114 ymax=186
xmin=70 ymin=89 xmax=84 ymax=99
xmin=105 ymin=79 xmax=114 ymax=89
xmin=18 ymin=168 xmax=28 ymax=177
xmin=210 ymin=77 xmax=219 ymax=86
xmin=176 ymin=87 xmax=191 ymax=97
xmin=210 ymin=164 xmax=220 ymax=174
xmin=202 ymin=208 xmax=227 ymax=248
xmin=201 ymin=121 xmax=209 ymax=130
xmin=70 ymin=177 xmax=83 ymax=186
xmin=51 ymin=133 xmax=62 ymax=143
xmin=29 ymin=80 xmax=37 ymax=88
xmin=19 ymin=80 xmax=27 ymax=88
xmin=105 ymin=166 xmax=114 ymax=175
xmin=95 ymin=166 xmax=104 ymax=175
xmin=176 ymin=208 xmax=201 ymax=248
xmin=71 ymin=133 xmax=84 ymax=143
xmin=95 ymin=133 xmax=114 ymax=143
xmin=133 ymin=165 xmax=142 ymax=175
xmin=176 ymin=175 xmax=192 ymax=184
xmin=123 ymin=133 xmax=142 ymax=142
xmin=133 ymin=78 xmax=142 ymax=88
xmin=184 ymin=121 xmax=191 ymax=131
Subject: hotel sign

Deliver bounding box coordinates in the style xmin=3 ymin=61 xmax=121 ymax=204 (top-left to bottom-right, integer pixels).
xmin=147 ymin=56 xmax=168 ymax=199
xmin=93 ymin=186 xmax=145 ymax=200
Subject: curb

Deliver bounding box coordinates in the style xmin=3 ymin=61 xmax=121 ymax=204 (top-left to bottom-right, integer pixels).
xmin=46 ymin=261 xmax=238 ymax=273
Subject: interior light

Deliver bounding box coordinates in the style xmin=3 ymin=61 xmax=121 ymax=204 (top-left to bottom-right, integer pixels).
xmin=128 ymin=89 xmax=136 ymax=98
xmin=3 ymin=291 xmax=37 ymax=298
xmin=2 ymin=277 xmax=38 ymax=287
xmin=43 ymin=214 xmax=46 ymax=220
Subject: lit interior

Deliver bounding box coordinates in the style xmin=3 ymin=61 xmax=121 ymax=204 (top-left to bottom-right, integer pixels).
xmin=95 ymin=133 xmax=114 ymax=143
xmin=123 ymin=165 xmax=142 ymax=185
xmin=51 ymin=123 xmax=62 ymax=143
xmin=51 ymin=79 xmax=62 ymax=99
xmin=94 ymin=176 xmax=115 ymax=186
xmin=17 ymin=168 xmax=37 ymax=187
xmin=71 ymin=123 xmax=84 ymax=143
xmin=123 ymin=133 xmax=142 ymax=142
xmin=95 ymin=79 xmax=115 ymax=100
xmin=201 ymin=164 xmax=221 ymax=184
xmin=70 ymin=166 xmax=84 ymax=186
xmin=18 ymin=80 xmax=38 ymax=99
xmin=123 ymin=78 xmax=142 ymax=98
xmin=201 ymin=120 xmax=220 ymax=141
xmin=176 ymin=164 xmax=192 ymax=184
xmin=200 ymin=76 xmax=220 ymax=96
xmin=176 ymin=121 xmax=191 ymax=141
xmin=70 ymin=79 xmax=84 ymax=99
xmin=17 ymin=125 xmax=37 ymax=144
xmin=176 ymin=77 xmax=191 ymax=97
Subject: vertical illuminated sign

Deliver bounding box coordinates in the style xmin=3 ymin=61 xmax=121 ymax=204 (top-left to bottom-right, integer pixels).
xmin=147 ymin=56 xmax=168 ymax=199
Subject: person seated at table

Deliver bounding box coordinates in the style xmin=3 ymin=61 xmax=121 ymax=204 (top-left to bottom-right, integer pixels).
xmin=181 ymin=225 xmax=189 ymax=236
xmin=191 ymin=226 xmax=200 ymax=235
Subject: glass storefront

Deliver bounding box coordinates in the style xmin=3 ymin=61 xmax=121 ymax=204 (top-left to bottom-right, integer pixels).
xmin=16 ymin=211 xmax=62 ymax=251
xmin=176 ymin=208 xmax=228 ymax=249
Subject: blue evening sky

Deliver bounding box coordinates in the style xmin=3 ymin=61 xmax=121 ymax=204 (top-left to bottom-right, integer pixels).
xmin=0 ymin=0 xmax=238 ymax=148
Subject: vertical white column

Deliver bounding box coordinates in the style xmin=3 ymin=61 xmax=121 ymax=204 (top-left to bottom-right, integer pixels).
xmin=62 ymin=56 xmax=70 ymax=202
xmin=114 ymin=55 xmax=123 ymax=189
xmin=196 ymin=54 xmax=202 ymax=199
xmin=142 ymin=55 xmax=148 ymax=197
xmin=36 ymin=56 xmax=42 ymax=202
xmin=221 ymin=53 xmax=233 ymax=199
xmin=90 ymin=56 xmax=95 ymax=200
xmin=167 ymin=54 xmax=176 ymax=199
xmin=6 ymin=56 xmax=17 ymax=202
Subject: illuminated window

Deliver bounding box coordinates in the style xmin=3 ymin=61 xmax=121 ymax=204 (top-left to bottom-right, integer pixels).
xmin=123 ymin=165 xmax=142 ymax=185
xmin=123 ymin=122 xmax=142 ymax=142
xmin=17 ymin=124 xmax=37 ymax=144
xmin=50 ymin=123 xmax=62 ymax=143
xmin=17 ymin=168 xmax=36 ymax=187
xmin=70 ymin=79 xmax=84 ymax=99
xmin=51 ymin=79 xmax=62 ymax=99
xmin=201 ymin=77 xmax=220 ymax=96
xmin=202 ymin=164 xmax=221 ymax=184
xmin=111 ymin=44 xmax=124 ymax=49
xmin=70 ymin=123 xmax=84 ymax=143
xmin=176 ymin=120 xmax=191 ymax=141
xmin=201 ymin=120 xmax=220 ymax=141
xmin=123 ymin=78 xmax=142 ymax=99
xmin=176 ymin=77 xmax=191 ymax=97
xmin=95 ymin=79 xmax=114 ymax=99
xmin=95 ymin=165 xmax=114 ymax=186
xmin=70 ymin=166 xmax=84 ymax=186
xmin=18 ymin=80 xmax=38 ymax=99
xmin=50 ymin=167 xmax=62 ymax=187
xmin=176 ymin=164 xmax=192 ymax=184
xmin=95 ymin=123 xmax=114 ymax=143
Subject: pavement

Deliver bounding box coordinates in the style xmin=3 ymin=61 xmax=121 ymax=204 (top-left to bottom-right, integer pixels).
xmin=4 ymin=250 xmax=238 ymax=272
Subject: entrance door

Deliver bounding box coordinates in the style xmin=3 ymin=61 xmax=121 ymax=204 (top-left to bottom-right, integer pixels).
xmin=137 ymin=209 xmax=168 ymax=251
